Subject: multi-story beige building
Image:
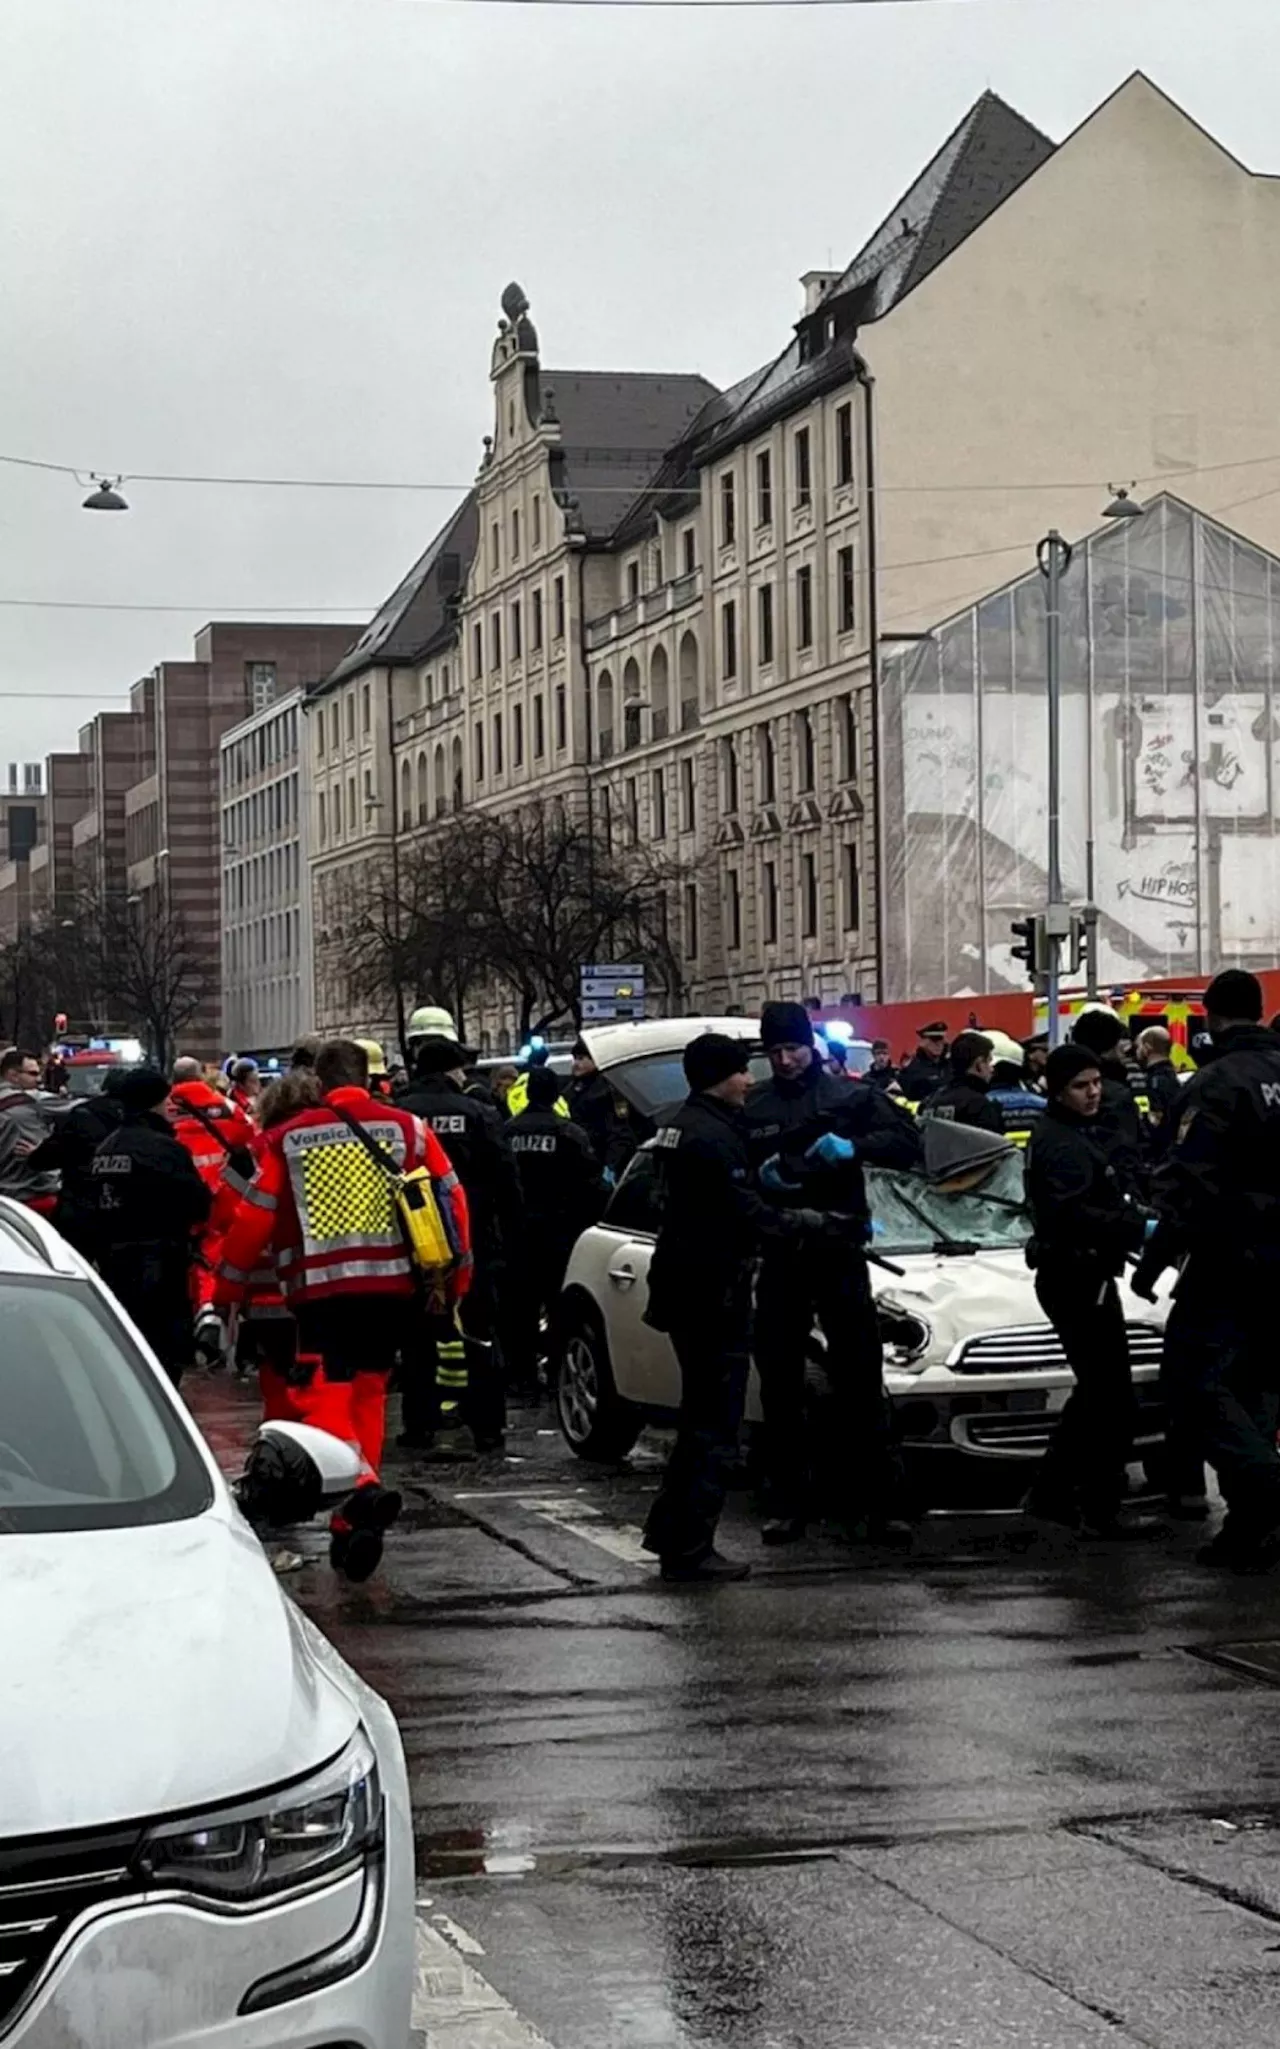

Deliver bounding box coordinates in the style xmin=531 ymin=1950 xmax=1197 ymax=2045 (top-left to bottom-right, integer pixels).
xmin=309 ymin=73 xmax=1280 ymax=1041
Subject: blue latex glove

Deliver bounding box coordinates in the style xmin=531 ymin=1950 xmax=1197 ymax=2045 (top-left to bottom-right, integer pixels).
xmin=601 ymin=1165 xmax=617 ymax=1189
xmin=760 ymin=1154 xmax=802 ymax=1194
xmin=805 ymin=1132 xmax=856 ymax=1167
xmin=1142 ymin=1215 xmax=1158 ymax=1243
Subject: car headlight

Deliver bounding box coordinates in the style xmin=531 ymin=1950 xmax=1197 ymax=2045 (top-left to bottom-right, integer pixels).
xmin=877 ymin=1297 xmax=933 ymax=1368
xmin=139 ymin=1727 xmax=382 ymax=1905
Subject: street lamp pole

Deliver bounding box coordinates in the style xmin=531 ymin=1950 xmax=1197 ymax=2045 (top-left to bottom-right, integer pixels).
xmin=1037 ymin=531 xmax=1072 ymax=1047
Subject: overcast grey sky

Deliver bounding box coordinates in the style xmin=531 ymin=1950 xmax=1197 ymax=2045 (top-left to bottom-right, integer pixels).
xmin=0 ymin=0 xmax=1269 ymax=765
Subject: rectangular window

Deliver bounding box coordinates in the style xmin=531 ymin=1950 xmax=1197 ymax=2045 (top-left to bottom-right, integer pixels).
xmin=794 ymin=425 xmax=812 ymax=509
xmin=720 ymin=471 xmax=736 ymax=548
xmin=836 ymin=401 xmax=854 ymax=488
xmin=513 ymin=702 xmax=524 ymax=767
xmin=841 ymin=692 xmax=859 ymax=782
xmin=534 ymin=693 xmax=545 ymax=757
xmin=555 ymin=684 xmax=567 ymax=750
xmin=490 ymin=521 xmax=500 ymax=572
xmin=600 ymin=784 xmax=612 ymax=852
xmin=681 ymin=756 xmax=696 ymax=833
xmin=684 ymin=881 xmax=699 ymax=960
xmin=329 ymin=704 xmax=339 ymax=752
xmin=652 ymin=765 xmax=667 ymax=838
xmin=755 ymin=450 xmax=772 ymax=528
xmin=345 ymin=695 xmax=354 ymax=741
xmin=758 ymin=582 xmax=774 ymax=667
xmin=532 ymin=588 xmax=544 ymax=650
xmin=347 ymin=775 xmax=356 ymax=830
xmin=758 ymin=721 xmax=776 ymax=802
xmin=314 ymin=716 xmax=324 ymax=763
xmin=493 ymin=713 xmax=503 ymax=776
xmin=247 ymin=661 xmax=277 ymax=713
xmin=472 ymin=621 xmax=483 ymax=678
xmin=682 ymin=528 xmax=696 ymax=577
xmin=532 ymin=494 xmax=542 ymax=546
xmin=796 ymin=708 xmax=816 ymax=792
xmin=490 ymin=611 xmax=502 ymax=670
xmin=511 ymin=507 xmax=521 ymax=561
xmin=801 ymin=851 xmax=818 ymax=937
xmin=837 ymin=544 xmax=855 ymax=635
xmin=843 ymin=841 xmax=861 ymax=931
xmin=721 ymin=599 xmax=738 ymax=681
xmin=510 ymin=599 xmax=522 ymax=660
xmin=554 ymin=575 xmax=566 ymax=641
xmin=727 ymin=867 xmax=742 ymax=951
xmin=722 ymin=736 xmax=739 ymax=815
xmin=474 ymin=720 xmax=485 ymax=782
xmin=797 ymin=565 xmax=814 ymax=649
xmin=361 ymin=682 xmax=371 ymax=734
xmin=624 ymin=775 xmax=639 ymax=842
xmin=627 ymin=560 xmax=640 ymax=601
xmin=763 ymin=858 xmax=778 ymax=943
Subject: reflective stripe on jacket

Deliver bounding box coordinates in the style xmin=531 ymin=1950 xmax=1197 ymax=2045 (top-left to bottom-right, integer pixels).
xmin=215 ymin=1085 xmax=471 ymax=1307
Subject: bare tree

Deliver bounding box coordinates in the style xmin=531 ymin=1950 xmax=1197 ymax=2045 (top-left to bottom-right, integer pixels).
xmin=345 ymin=822 xmax=494 ymax=1051
xmin=80 ymin=890 xmax=211 ymax=1072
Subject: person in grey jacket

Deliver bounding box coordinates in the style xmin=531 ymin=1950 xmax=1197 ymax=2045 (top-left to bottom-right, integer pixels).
xmin=0 ymin=1047 xmax=58 ymax=1212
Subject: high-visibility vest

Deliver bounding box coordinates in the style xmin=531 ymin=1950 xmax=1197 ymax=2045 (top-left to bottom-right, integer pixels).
xmin=505 ymin=1072 xmax=569 ymax=1119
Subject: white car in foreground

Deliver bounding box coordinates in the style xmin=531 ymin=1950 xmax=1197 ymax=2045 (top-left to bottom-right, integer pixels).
xmin=554 ymin=1029 xmax=1171 ymax=1504
xmin=0 ymin=1199 xmax=413 ymax=2049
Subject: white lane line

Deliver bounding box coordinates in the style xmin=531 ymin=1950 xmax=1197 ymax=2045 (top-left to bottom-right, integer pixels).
xmin=523 ymin=1494 xmax=652 ymax=1567
xmin=451 ymin=1487 xmax=654 ymax=1568
xmin=413 ymin=1912 xmax=558 ymax=2044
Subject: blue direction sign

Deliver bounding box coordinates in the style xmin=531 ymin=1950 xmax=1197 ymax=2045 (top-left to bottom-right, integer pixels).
xmin=580 ymin=963 xmax=646 ymax=1021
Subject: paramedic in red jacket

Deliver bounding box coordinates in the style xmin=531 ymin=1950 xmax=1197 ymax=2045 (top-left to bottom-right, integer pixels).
xmin=215 ymin=1037 xmax=471 ymax=1580
xmin=169 ymin=1057 xmax=257 ymax=1351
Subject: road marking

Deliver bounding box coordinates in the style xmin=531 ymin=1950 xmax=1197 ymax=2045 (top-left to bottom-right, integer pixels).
xmin=413 ymin=1911 xmax=558 ymax=2044
xmin=432 ymin=1909 xmax=486 ymax=1954
xmin=521 ymin=1494 xmax=652 ymax=1566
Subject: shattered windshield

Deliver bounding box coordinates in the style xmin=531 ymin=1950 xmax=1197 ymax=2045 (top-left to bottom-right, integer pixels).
xmin=866 ymin=1150 xmax=1030 ymax=1258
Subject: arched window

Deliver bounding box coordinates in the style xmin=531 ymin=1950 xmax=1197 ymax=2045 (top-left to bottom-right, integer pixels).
xmin=434 ymin=746 xmax=446 ymax=817
xmin=597 ymin=669 xmax=614 ymax=759
xmin=417 ymin=752 xmax=428 ymax=824
xmin=400 ymin=759 xmax=412 ymax=830
xmin=622 ymin=658 xmax=642 ymax=750
xmin=650 ymin=645 xmax=670 ymax=739
xmin=678 ymin=631 xmax=699 ymax=729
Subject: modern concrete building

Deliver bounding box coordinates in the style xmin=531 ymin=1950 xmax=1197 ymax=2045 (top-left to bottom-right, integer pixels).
xmin=220 ymin=687 xmax=313 ymax=1055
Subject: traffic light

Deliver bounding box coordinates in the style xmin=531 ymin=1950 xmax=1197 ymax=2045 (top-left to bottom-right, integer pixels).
xmin=1009 ymin=914 xmax=1046 ymax=981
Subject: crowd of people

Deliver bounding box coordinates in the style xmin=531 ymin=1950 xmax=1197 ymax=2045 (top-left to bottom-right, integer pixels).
xmin=3 ymin=971 xmax=1278 ymax=1587
xmin=640 ymin=974 xmax=1280 ymax=1582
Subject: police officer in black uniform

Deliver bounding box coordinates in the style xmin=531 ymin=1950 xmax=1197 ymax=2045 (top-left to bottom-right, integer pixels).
xmin=641 ymin=1033 xmax=833 ymax=1583
xmin=91 ymin=1068 xmax=212 ymax=1383
xmin=1133 ymin=969 xmax=1280 ymax=1569
xmin=1133 ymin=1026 xmax=1184 ymax=1162
xmin=1024 ymin=1045 xmax=1155 ymax=1535
xmin=924 ymin=1031 xmax=1005 ymax=1135
xmin=506 ymin=1066 xmax=606 ymax=1396
xmin=46 ymin=1066 xmax=128 ymax=1256
xmin=397 ymin=1033 xmax=523 ymax=1451
xmin=897 ymin=1022 xmax=949 ymax=1103
xmin=744 ymin=1000 xmax=922 ymax=1546
xmin=566 ymin=1038 xmax=638 ymax=1184
xmin=1069 ymin=1009 xmax=1146 ymax=1189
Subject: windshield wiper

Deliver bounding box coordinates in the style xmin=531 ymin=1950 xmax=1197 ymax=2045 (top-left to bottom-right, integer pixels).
xmin=888 ymin=1184 xmax=977 ymax=1254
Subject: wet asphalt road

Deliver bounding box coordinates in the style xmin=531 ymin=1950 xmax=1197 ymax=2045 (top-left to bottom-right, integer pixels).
xmin=193 ymin=1374 xmax=1280 ymax=2049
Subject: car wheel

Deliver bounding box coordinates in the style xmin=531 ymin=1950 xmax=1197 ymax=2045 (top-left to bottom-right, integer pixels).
xmin=555 ymin=1304 xmax=644 ymax=1462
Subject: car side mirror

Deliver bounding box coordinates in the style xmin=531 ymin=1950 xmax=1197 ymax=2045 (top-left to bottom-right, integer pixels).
xmin=234 ymin=1421 xmax=368 ymax=1530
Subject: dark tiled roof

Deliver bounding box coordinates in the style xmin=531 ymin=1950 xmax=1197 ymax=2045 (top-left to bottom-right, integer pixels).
xmin=826 ymin=91 xmax=1056 ymax=319
xmin=318 ymin=492 xmax=479 ymax=691
xmin=544 ymin=371 xmax=719 ymax=540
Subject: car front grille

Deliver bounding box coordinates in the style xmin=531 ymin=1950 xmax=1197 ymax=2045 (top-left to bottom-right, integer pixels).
xmin=952 ymin=1322 xmax=1164 ymax=1376
xmin=0 ymin=1825 xmax=142 ymax=2026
